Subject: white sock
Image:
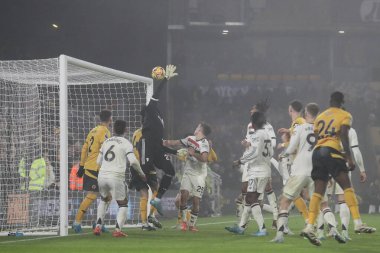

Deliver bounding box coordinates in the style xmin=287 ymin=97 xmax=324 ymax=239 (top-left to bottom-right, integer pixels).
xmin=353 ymin=218 xmax=363 ymax=228
xmin=369 ymin=205 xmax=375 ymax=214
xmin=239 ymin=205 xmax=251 ymax=229
xmin=263 ymin=204 xmax=274 ymax=213
xmin=267 ymin=191 xmax=279 ymax=220
xmin=96 ymin=200 xmax=109 ymax=226
xmin=180 ymin=206 xmax=187 ymax=222
xmin=317 ymin=212 xmax=325 ymax=234
xmin=334 ymin=204 xmax=340 ymax=213
xmin=236 ymin=200 xmax=243 ymax=218
xmin=189 ymin=211 xmax=198 ymax=227
xmin=305 ymin=223 xmax=314 ymax=231
xmin=116 ymin=206 xmax=128 ymax=230
xmin=322 ymin=207 xmax=338 ymax=231
xmin=251 ymin=203 xmax=265 ymax=231
xmin=276 ymin=210 xmax=288 ymax=237
xmin=339 ymin=202 xmax=350 ymax=232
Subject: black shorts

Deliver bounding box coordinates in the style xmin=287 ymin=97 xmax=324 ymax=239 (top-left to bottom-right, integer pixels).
xmin=311 ymin=147 xmax=348 ymax=182
xmin=129 ymin=168 xmax=158 ymax=191
xmin=140 ymin=138 xmax=175 ymax=176
xmin=83 ymin=170 xmax=99 ymax=192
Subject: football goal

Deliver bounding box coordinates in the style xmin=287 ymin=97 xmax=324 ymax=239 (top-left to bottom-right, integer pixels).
xmin=0 ymin=55 xmax=153 ymax=236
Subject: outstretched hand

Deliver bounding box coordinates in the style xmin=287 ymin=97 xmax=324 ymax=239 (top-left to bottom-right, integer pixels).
xmin=165 ymin=64 xmax=178 ymax=80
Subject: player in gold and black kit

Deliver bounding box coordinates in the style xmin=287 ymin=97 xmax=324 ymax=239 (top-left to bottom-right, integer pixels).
xmin=72 ymin=110 xmax=112 ymax=233
xmin=302 ymin=92 xmax=376 ymax=246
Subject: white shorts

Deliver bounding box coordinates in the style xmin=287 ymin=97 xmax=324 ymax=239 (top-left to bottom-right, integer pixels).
xmin=98 ymin=177 xmax=127 ymax=201
xmin=241 ymin=163 xmax=249 ymax=182
xmin=326 ymin=172 xmax=351 ymax=195
xmin=283 ymin=175 xmax=314 ymax=200
xmin=247 ymin=176 xmax=269 ymax=194
xmin=180 ymin=173 xmax=206 ymax=199
xmin=279 ymin=157 xmax=292 ymax=185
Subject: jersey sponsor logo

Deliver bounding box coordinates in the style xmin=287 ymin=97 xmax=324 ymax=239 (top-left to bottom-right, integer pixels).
xmin=188 ymin=138 xmax=200 ymax=148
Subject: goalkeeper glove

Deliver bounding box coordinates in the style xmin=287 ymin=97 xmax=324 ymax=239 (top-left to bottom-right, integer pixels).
xmin=76 ymin=166 xmax=85 ymax=178
xmin=165 ymin=64 xmax=178 ymax=80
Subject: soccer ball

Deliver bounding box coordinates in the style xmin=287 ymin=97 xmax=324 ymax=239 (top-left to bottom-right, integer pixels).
xmin=151 ymin=66 xmax=165 ymax=80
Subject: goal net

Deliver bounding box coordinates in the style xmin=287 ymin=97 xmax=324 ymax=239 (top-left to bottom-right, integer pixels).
xmin=0 ymin=55 xmax=153 ymax=236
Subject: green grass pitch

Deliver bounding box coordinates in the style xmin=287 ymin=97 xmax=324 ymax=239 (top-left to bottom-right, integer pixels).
xmin=1 ymin=214 xmax=379 ymax=253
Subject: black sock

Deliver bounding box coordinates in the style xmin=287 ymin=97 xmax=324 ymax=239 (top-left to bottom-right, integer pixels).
xmin=157 ymin=175 xmax=173 ymax=198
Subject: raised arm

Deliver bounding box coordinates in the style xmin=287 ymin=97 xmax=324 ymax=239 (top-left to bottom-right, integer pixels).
xmin=284 ymin=125 xmax=301 ymax=155
xmin=349 ymin=129 xmax=366 ymax=182
xmin=150 ymin=64 xmax=178 ymax=102
xmin=163 ymin=139 xmax=183 ymax=148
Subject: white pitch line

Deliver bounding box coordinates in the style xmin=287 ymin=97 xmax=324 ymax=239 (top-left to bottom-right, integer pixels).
xmin=1 ymin=215 xmax=300 ymax=243
xmin=0 ymin=232 xmax=91 ymax=244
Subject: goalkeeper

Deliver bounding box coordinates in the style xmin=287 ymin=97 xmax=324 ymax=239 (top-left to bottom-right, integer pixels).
xmin=139 ymin=64 xmax=178 ymax=215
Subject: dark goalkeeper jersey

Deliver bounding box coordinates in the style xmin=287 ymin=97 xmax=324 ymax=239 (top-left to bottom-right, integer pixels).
xmin=142 ymin=79 xmax=166 ymax=143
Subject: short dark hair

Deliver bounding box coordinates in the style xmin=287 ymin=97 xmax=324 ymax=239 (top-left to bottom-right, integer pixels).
xmin=330 ymin=91 xmax=345 ymax=106
xmin=255 ymin=99 xmax=270 ymax=113
xmin=99 ymin=110 xmax=112 ymax=122
xmin=200 ymin=122 xmax=212 ymax=136
xmin=251 ymin=111 xmax=266 ymax=129
xmin=289 ymin=100 xmax=303 ymax=113
xmin=114 ymin=120 xmax=127 ymax=135
xmin=305 ymin=103 xmax=319 ymax=117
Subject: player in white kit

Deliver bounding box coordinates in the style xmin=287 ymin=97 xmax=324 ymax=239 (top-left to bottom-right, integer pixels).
xmin=271 ymin=103 xmax=346 ymax=243
xmin=93 ymin=120 xmax=146 ymax=237
xmin=237 ymin=100 xmax=279 ymax=229
xmin=226 ymin=111 xmax=273 ymax=236
xmin=164 ymin=123 xmax=212 ymax=232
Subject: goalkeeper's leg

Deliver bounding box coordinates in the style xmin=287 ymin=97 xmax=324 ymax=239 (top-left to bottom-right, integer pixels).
xmin=147 ymin=179 xmax=162 ymax=229
xmin=150 ymin=153 xmax=175 ymax=215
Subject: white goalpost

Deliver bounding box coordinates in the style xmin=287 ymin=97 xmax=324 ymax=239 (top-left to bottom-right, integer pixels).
xmin=0 ymin=55 xmax=153 ymax=236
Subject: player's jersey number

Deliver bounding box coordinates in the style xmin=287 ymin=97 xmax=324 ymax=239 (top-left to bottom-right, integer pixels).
xmin=88 ymin=136 xmax=95 ymax=153
xmin=306 ymin=133 xmax=316 ymax=151
xmin=104 ymin=145 xmax=116 ymax=162
xmin=262 ymin=139 xmax=271 ymax=157
xmin=317 ymin=119 xmax=336 ymax=140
